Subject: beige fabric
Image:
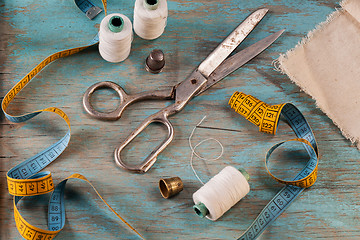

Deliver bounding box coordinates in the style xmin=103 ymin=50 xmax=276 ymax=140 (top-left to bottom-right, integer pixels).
xmin=278 ymin=0 xmax=360 ymax=149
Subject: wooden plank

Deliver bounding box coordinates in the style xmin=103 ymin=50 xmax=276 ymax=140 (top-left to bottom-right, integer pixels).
xmin=1 ymin=0 xmax=359 ymax=239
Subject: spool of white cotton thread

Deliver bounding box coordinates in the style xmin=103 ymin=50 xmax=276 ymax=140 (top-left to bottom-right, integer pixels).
xmin=133 ymin=0 xmax=168 ymax=40
xmin=192 ymin=166 xmax=250 ymax=221
xmin=98 ymin=13 xmax=133 ymax=63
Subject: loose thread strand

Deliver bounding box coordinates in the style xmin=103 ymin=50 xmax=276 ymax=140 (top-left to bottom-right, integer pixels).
xmin=188 ymin=116 xmax=224 ymax=185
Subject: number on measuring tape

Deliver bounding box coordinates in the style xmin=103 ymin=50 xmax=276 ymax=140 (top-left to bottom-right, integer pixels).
xmin=229 ymin=92 xmax=319 ymax=239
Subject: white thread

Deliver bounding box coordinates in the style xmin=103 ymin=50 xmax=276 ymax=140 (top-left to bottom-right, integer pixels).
xmin=133 ymin=0 xmax=168 ymax=40
xmin=193 ymin=166 xmax=250 ymax=221
xmin=272 ymin=59 xmax=282 ymax=72
xmin=188 ymin=116 xmax=224 ymax=185
xmin=99 ymin=13 xmax=133 ymax=63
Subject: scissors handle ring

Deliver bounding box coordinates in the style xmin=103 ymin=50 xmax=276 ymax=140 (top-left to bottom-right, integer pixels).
xmin=83 ymin=81 xmax=126 ymax=121
xmin=83 ymin=81 xmax=175 ymax=121
xmin=114 ymin=111 xmax=174 ymax=173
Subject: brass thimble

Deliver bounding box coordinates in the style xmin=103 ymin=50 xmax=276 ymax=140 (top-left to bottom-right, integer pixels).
xmin=159 ymin=177 xmax=183 ymax=199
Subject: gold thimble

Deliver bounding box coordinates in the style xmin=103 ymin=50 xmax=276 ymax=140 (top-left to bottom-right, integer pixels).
xmin=159 ymin=177 xmax=183 ymax=199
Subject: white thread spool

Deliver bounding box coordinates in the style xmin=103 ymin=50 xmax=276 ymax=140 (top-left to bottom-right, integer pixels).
xmin=192 ymin=166 xmax=250 ymax=221
xmin=133 ymin=0 xmax=168 ymax=40
xmin=99 ymin=13 xmax=133 ymax=63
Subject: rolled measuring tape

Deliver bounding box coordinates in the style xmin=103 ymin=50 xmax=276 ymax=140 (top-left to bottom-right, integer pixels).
xmin=228 ymin=91 xmax=319 ymax=240
xmin=2 ymin=1 xmax=143 ymax=239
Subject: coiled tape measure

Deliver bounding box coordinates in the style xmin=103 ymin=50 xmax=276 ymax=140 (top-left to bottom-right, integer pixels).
xmin=2 ymin=0 xmax=143 ymax=239
xmin=229 ymin=92 xmax=319 ymax=239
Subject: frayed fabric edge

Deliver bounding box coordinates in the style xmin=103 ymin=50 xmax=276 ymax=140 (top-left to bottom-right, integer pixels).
xmin=277 ymin=56 xmax=360 ymax=149
xmin=274 ymin=2 xmax=360 ymax=149
xmin=276 ymin=0 xmax=354 ymax=71
xmin=340 ymin=0 xmax=352 ymax=8
xmin=276 ymin=9 xmax=343 ymax=69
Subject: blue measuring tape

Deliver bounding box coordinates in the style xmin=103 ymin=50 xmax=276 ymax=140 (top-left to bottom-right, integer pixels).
xmin=229 ymin=92 xmax=319 ymax=239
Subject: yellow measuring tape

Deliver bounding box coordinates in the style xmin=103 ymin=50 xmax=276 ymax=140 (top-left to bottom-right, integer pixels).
xmin=229 ymin=91 xmax=318 ymax=188
xmin=229 ymin=91 xmax=319 ymax=239
xmin=2 ymin=1 xmax=144 ymax=239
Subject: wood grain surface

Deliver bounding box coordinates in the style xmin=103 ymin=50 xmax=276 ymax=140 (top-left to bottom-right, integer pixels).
xmin=1 ymin=0 xmax=359 ymax=239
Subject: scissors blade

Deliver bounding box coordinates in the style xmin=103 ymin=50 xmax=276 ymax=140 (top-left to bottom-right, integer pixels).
xmin=197 ymin=8 xmax=268 ymax=78
xmin=196 ymin=29 xmax=285 ymax=96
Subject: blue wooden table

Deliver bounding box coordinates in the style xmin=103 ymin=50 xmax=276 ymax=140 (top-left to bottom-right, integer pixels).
xmin=1 ymin=0 xmax=359 ymax=239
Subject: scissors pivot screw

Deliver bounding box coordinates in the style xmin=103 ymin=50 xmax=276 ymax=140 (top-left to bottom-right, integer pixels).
xmin=145 ymin=49 xmax=165 ymax=74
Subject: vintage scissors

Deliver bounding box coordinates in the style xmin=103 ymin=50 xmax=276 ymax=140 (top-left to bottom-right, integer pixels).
xmin=83 ymin=8 xmax=284 ymax=173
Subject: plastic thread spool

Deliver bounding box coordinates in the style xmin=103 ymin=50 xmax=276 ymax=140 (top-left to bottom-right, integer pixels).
xmin=144 ymin=0 xmax=159 ymax=10
xmin=98 ymin=13 xmax=133 ymax=63
xmin=192 ymin=166 xmax=250 ymax=221
xmin=193 ymin=202 xmax=208 ymax=218
xmin=108 ymin=15 xmax=124 ymax=33
xmin=133 ymin=0 xmax=168 ymax=40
